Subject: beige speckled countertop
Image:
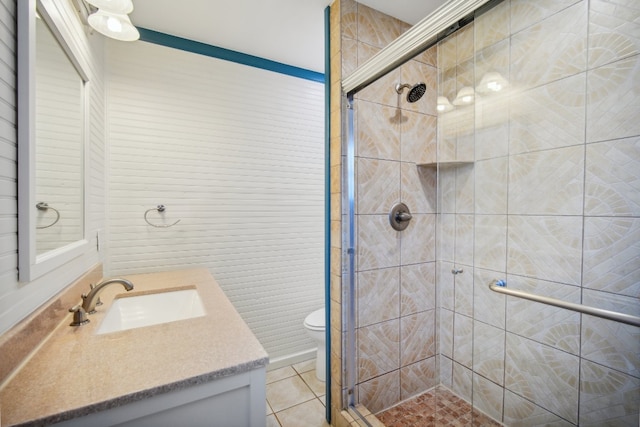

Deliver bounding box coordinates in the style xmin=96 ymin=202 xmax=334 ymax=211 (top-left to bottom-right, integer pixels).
xmin=0 ymin=268 xmax=269 ymax=427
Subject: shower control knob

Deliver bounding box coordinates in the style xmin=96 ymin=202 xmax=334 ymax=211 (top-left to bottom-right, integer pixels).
xmin=389 ymin=203 xmax=412 ymax=231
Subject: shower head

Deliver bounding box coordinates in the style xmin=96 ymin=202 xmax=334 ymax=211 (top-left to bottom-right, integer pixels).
xmin=395 ymin=82 xmax=427 ymax=103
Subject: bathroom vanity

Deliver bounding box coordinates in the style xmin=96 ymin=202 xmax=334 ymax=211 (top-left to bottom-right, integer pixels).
xmin=0 ymin=268 xmax=269 ymax=427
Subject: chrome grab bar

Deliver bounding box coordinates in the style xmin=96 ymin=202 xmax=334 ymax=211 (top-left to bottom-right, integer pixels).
xmin=489 ymin=280 xmax=640 ymax=327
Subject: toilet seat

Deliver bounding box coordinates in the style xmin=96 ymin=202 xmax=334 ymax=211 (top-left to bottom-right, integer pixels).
xmin=304 ymin=308 xmax=325 ymax=331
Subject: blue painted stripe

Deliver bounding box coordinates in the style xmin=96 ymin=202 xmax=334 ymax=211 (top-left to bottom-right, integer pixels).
xmin=137 ymin=27 xmax=325 ymax=83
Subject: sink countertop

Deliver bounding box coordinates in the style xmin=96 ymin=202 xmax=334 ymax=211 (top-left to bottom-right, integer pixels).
xmin=0 ymin=268 xmax=269 ymax=427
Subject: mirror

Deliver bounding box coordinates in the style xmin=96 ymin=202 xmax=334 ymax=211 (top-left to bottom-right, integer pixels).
xmin=34 ymin=16 xmax=84 ymax=255
xmin=18 ymin=0 xmax=90 ymax=282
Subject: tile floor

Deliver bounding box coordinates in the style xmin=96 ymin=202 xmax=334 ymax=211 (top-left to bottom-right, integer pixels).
xmin=267 ymin=362 xmax=501 ymax=427
xmin=377 ymin=386 xmax=502 ymax=427
xmin=266 ymin=359 xmax=330 ymax=427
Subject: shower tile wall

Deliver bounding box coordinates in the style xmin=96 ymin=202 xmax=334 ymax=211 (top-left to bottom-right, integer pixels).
xmin=335 ymin=0 xmax=440 ymax=415
xmin=438 ymin=0 xmax=640 ymax=425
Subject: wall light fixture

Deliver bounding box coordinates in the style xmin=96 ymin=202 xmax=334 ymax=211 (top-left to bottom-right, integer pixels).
xmin=86 ymin=0 xmax=139 ymax=41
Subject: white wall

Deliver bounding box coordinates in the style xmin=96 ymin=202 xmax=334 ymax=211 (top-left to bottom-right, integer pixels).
xmin=105 ymin=40 xmax=325 ymax=362
xmin=0 ymin=0 xmax=106 ymax=334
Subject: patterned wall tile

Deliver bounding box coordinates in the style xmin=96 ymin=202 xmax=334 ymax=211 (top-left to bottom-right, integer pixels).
xmin=455 ymin=166 xmax=474 ymax=214
xmin=510 ymin=73 xmax=586 ymax=155
xmin=357 ymin=58 xmax=400 ymax=106
xmin=503 ymin=390 xmax=574 ymax=426
xmin=454 ymin=214 xmax=474 ymax=266
xmin=400 ymin=111 xmax=436 ymax=164
xmin=358 ymin=370 xmax=400 ymax=414
xmin=473 ymin=373 xmax=504 ymax=423
xmin=589 ymin=0 xmax=640 ymax=69
xmin=510 ymin=0 xmax=583 ymax=35
xmin=437 ymin=214 xmax=456 ymax=263
xmin=456 ymin=25 xmax=474 ymax=63
xmin=475 ymin=115 xmax=509 ymax=161
xmin=340 ymin=0 xmax=357 ymax=41
xmin=400 ymin=310 xmax=436 ymax=366
xmin=357 ymin=318 xmax=399 ymax=382
xmin=356 ymin=158 xmax=400 ymax=214
xmin=505 ymin=275 xmax=581 ymax=355
xmin=581 ymin=289 xmax=640 ymax=378
xmin=510 ymin=2 xmax=587 ymax=90
xmin=341 ymin=36 xmax=358 ymax=78
xmin=586 ymin=54 xmax=640 ymax=143
xmin=579 ymin=359 xmax=640 ymax=426
xmin=585 ymin=137 xmax=640 ymax=216
xmin=583 ymin=216 xmax=640 ymax=298
xmin=400 ymin=213 xmax=436 ymax=265
xmin=507 ymin=215 xmax=583 ymax=285
xmin=438 ymin=261 xmax=455 ymax=312
xmin=440 ymin=309 xmax=454 ymax=359
xmin=400 ymin=262 xmax=436 ymax=316
xmin=508 ymin=146 xmax=585 ymax=216
xmin=400 ymin=163 xmax=436 ymax=214
xmin=355 ymin=101 xmax=401 ymax=161
xmin=452 ymin=361 xmax=473 ymax=402
xmin=474 ymin=214 xmax=507 ymax=272
xmin=474 ymin=267 xmax=506 ymax=329
xmin=453 ymin=313 xmax=473 ymax=368
xmin=357 ymin=267 xmax=399 ymax=328
xmin=356 ymin=3 xmax=410 ymax=50
xmin=505 ymin=333 xmax=579 ymax=424
xmin=440 ymin=355 xmax=453 ymax=388
xmin=400 ymin=356 xmax=437 ymax=400
xmin=475 ymin=0 xmax=510 ymax=51
xmin=438 ymin=170 xmax=456 ymax=214
xmin=473 ymin=321 xmax=505 ymax=386
xmin=475 ymin=157 xmax=507 ymax=215
xmin=357 ymin=214 xmax=400 ymax=271
xmin=454 ymin=269 xmax=473 ymax=317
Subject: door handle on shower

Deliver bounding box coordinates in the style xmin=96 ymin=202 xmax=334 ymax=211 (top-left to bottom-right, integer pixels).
xmin=389 ymin=203 xmax=412 ymax=231
xmin=396 ymin=212 xmax=412 ymax=222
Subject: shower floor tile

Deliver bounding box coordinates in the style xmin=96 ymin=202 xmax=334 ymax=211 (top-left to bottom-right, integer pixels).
xmin=376 ymin=386 xmax=502 ymax=427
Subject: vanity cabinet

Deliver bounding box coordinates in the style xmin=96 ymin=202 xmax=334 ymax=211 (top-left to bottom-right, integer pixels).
xmin=54 ymin=368 xmax=266 ymax=427
xmin=0 ymin=269 xmax=269 ymax=427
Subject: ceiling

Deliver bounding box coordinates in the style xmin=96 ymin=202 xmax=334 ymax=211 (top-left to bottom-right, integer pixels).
xmin=129 ymin=0 xmax=447 ymax=73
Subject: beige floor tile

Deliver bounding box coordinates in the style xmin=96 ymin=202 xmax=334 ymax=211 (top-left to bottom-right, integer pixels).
xmin=301 ymin=370 xmax=326 ymax=398
xmin=267 ymin=400 xmax=273 ymax=415
xmin=267 ymin=375 xmax=317 ymax=412
xmin=267 ymin=366 xmax=297 ymax=384
xmin=293 ymin=359 xmax=315 ymax=374
xmin=266 ymin=413 xmax=281 ymax=427
xmin=276 ymin=398 xmax=330 ymax=427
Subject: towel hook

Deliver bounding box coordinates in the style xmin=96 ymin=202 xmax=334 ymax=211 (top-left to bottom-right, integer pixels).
xmin=144 ymin=204 xmax=181 ymax=228
xmin=36 ymin=202 xmax=60 ymax=229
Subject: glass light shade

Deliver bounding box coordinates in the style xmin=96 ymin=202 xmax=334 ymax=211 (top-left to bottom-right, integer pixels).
xmin=86 ymin=0 xmax=133 ymax=14
xmin=477 ymin=72 xmax=509 ymax=94
xmin=88 ymin=10 xmax=139 ymax=41
xmin=436 ymin=96 xmax=454 ymax=113
xmin=452 ymin=86 xmax=475 ymax=106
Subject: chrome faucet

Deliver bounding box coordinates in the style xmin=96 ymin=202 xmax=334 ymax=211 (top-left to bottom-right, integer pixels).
xmin=82 ymin=278 xmax=134 ymax=314
xmin=69 ymin=278 xmax=135 ymax=326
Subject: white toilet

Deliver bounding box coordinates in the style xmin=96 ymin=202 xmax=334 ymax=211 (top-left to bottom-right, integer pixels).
xmin=303 ymin=308 xmax=326 ymax=382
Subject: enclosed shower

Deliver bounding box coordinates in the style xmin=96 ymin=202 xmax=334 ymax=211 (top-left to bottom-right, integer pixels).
xmin=328 ymin=0 xmax=640 ymax=425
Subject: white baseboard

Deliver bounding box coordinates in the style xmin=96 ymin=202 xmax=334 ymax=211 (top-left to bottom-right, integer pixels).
xmin=268 ymin=348 xmax=317 ymax=371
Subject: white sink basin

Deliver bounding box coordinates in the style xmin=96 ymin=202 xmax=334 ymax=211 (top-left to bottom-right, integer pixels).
xmin=97 ymin=288 xmax=206 ymax=334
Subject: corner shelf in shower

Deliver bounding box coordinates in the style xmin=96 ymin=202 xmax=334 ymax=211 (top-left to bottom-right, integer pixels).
xmin=417 ymin=160 xmax=474 ymax=169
